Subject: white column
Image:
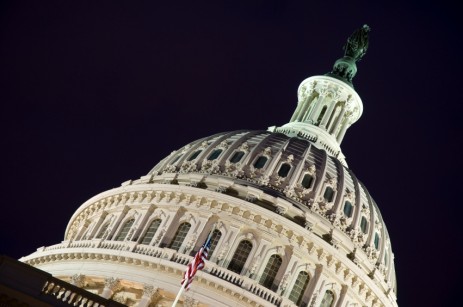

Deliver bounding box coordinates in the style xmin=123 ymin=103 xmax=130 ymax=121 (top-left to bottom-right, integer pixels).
xmin=101 ymin=277 xmax=120 ymax=299
xmin=320 ymin=102 xmax=337 ymax=129
xmin=136 ymin=285 xmax=158 ymax=307
xmin=336 ymin=119 xmax=349 ymax=143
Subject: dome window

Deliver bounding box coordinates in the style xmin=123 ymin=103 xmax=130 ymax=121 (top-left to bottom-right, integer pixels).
xmin=141 ymin=219 xmax=162 ymax=245
xmin=228 ymin=240 xmax=253 ymax=274
xmin=207 ymin=149 xmax=223 ymax=160
xmin=277 ymin=163 xmax=291 ymax=177
xmin=208 ymin=229 xmax=222 ymax=258
xmin=229 ymin=151 xmax=245 ymax=163
xmin=253 ymin=156 xmax=268 ymax=169
xmin=360 ymin=216 xmax=368 ymax=234
xmin=289 ymin=271 xmax=310 ymax=305
xmin=171 ymin=154 xmax=182 ymax=164
xmin=320 ymin=290 xmax=335 ymax=307
xmin=115 ymin=219 xmax=135 ymax=241
xmin=95 ymin=222 xmax=109 ymax=239
xmin=259 ymin=254 xmax=282 ymax=289
xmin=169 ymin=222 xmax=191 ymax=251
xmin=323 ymin=186 xmax=335 ymax=202
xmin=374 ymin=233 xmax=380 ymax=250
xmin=187 ymin=150 xmax=202 ymax=161
xmin=301 ymin=174 xmax=314 ymax=189
xmin=343 ymin=201 xmax=353 ymax=217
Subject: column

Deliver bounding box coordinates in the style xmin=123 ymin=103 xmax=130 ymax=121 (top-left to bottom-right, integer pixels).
xmin=320 ymin=102 xmax=337 ymax=129
xmin=336 ymin=120 xmax=349 ymax=143
xmin=304 ymin=264 xmax=323 ymax=307
xmin=335 ymin=285 xmax=348 ymax=307
xmin=136 ymin=285 xmax=158 ymax=307
xmin=330 ymin=107 xmax=346 ymax=135
xmin=101 ymin=277 xmax=120 ymax=299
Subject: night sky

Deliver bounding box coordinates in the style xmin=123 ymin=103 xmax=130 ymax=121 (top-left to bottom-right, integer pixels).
xmin=1 ymin=1 xmax=461 ymax=306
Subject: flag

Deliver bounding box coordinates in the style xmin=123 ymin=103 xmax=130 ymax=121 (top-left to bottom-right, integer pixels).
xmin=181 ymin=233 xmax=212 ymax=290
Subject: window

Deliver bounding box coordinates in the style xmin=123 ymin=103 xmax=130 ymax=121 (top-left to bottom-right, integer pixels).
xmin=323 ymin=186 xmax=334 ymax=202
xmin=278 ymin=163 xmax=291 ymax=177
xmin=187 ymin=150 xmax=202 ymax=161
xmin=360 ymin=216 xmax=368 ymax=234
xmin=169 ymin=222 xmax=191 ymax=251
xmin=316 ymin=105 xmax=327 ymax=125
xmin=207 ymin=149 xmax=223 ymax=161
xmin=141 ymin=219 xmax=162 ymax=245
xmin=208 ymin=229 xmax=222 ymax=257
xmin=171 ymin=154 xmax=182 ymax=164
xmin=96 ymin=223 xmax=109 ymax=239
xmin=228 ymin=240 xmax=253 ymax=274
xmin=319 ymin=290 xmax=335 ymax=307
xmin=289 ymin=271 xmax=310 ymax=306
xmin=253 ymin=156 xmax=268 ymax=169
xmin=374 ymin=233 xmax=380 ymax=250
xmin=259 ymin=254 xmax=282 ymax=289
xmin=301 ymin=174 xmax=314 ymax=189
xmin=115 ymin=219 xmax=135 ymax=241
xmin=343 ymin=201 xmax=353 ymax=217
xmin=229 ymin=151 xmax=245 ymax=163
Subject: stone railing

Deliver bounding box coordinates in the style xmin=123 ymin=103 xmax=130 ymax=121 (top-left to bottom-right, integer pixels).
xmin=207 ymin=264 xmax=245 ymax=287
xmin=248 ymin=282 xmax=282 ymax=306
xmin=41 ymin=277 xmax=125 ymax=307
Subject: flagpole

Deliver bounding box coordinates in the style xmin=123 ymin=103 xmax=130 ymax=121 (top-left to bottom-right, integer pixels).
xmin=172 ymin=279 xmax=186 ymax=307
xmin=171 ymin=223 xmax=217 ymax=307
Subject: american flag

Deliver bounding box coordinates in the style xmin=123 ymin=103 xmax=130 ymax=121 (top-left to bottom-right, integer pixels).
xmin=181 ymin=232 xmax=213 ymax=290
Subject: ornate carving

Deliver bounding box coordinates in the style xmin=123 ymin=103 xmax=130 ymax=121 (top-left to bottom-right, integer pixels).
xmin=104 ymin=277 xmax=121 ymax=292
xmin=70 ymin=274 xmax=85 ymax=287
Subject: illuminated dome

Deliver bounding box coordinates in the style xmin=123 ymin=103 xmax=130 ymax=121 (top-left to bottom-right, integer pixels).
xmin=21 ymin=25 xmax=397 ymax=307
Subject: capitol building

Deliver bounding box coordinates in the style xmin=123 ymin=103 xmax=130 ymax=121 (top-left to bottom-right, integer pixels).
xmin=20 ymin=25 xmax=398 ymax=307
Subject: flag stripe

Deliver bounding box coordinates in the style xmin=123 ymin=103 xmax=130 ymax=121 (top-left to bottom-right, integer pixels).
xmin=181 ymin=232 xmax=213 ymax=290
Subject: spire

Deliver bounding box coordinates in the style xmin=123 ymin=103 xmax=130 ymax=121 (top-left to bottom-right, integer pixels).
xmin=326 ymin=25 xmax=371 ymax=87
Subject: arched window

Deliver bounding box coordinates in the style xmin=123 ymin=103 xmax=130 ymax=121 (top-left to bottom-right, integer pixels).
xmin=253 ymin=156 xmax=268 ymax=169
xmin=289 ymin=271 xmax=310 ymax=306
xmin=169 ymin=222 xmax=191 ymax=251
xmin=228 ymin=240 xmax=253 ymax=274
xmin=187 ymin=150 xmax=202 ymax=161
xmin=115 ymin=219 xmax=135 ymax=241
xmin=301 ymin=174 xmax=314 ymax=189
xmin=278 ymin=163 xmax=291 ymax=178
xmin=141 ymin=219 xmax=162 ymax=245
xmin=323 ymin=186 xmax=335 ymax=202
xmin=319 ymin=290 xmax=335 ymax=307
xmin=207 ymin=149 xmax=223 ymax=160
xmin=95 ymin=222 xmax=109 ymax=239
xmin=229 ymin=151 xmax=245 ymax=163
xmin=259 ymin=254 xmax=282 ymax=289
xmin=374 ymin=233 xmax=380 ymax=250
xmin=208 ymin=229 xmax=222 ymax=257
xmin=360 ymin=216 xmax=368 ymax=234
xmin=316 ymin=105 xmax=327 ymax=125
xmin=343 ymin=201 xmax=353 ymax=217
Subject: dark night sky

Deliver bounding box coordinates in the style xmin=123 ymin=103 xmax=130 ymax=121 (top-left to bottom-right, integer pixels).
xmin=0 ymin=1 xmax=461 ymax=306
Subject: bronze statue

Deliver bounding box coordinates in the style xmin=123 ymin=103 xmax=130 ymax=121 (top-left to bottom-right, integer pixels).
xmin=344 ymin=24 xmax=370 ymax=62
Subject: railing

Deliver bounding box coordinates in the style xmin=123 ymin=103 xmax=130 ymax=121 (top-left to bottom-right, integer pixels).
xmin=248 ymin=283 xmax=282 ymax=306
xmin=41 ymin=277 xmax=125 ymax=307
xmin=208 ymin=265 xmax=245 ymax=287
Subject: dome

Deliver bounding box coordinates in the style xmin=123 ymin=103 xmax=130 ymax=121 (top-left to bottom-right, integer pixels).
xmin=146 ymin=129 xmax=397 ymax=291
xmin=21 ymin=26 xmax=397 ymax=307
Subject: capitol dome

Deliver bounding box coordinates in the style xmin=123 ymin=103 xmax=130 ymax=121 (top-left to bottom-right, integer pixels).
xmin=21 ymin=25 xmax=397 ymax=307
